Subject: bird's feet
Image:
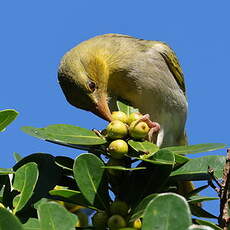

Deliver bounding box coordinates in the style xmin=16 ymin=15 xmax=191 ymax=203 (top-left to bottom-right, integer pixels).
xmin=138 ymin=114 xmax=160 ymax=143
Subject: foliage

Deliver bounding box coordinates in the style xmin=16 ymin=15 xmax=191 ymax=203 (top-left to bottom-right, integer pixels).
xmin=0 ymin=103 xmax=227 ymax=229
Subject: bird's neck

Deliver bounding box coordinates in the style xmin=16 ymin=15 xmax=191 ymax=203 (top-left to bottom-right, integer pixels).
xmin=107 ymin=69 xmax=141 ymax=109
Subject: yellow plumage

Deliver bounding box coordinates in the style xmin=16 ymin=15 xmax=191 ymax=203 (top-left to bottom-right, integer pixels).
xmin=58 ymin=33 xmax=187 ymax=147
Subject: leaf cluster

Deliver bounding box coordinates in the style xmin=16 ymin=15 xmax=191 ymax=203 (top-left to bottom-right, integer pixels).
xmin=0 ymin=105 xmax=227 ymax=230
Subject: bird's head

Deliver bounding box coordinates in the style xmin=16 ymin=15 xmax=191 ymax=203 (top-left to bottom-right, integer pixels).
xmin=58 ymin=42 xmax=117 ymax=121
xmin=58 ymin=35 xmax=141 ymax=121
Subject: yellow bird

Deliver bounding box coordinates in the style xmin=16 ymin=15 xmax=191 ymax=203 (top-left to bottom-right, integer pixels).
xmin=58 ymin=33 xmax=187 ymax=148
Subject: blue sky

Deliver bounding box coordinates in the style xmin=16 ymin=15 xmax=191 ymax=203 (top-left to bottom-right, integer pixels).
xmin=1 ymin=0 xmax=229 ymax=218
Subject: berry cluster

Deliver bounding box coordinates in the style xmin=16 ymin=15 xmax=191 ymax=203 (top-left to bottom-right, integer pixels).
xmin=92 ymin=111 xmax=151 ymax=229
xmin=92 ymin=200 xmax=141 ymax=230
xmin=106 ymin=111 xmax=150 ymax=160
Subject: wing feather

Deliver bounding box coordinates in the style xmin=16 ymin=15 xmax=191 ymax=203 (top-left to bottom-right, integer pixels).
xmin=152 ymin=42 xmax=186 ymax=93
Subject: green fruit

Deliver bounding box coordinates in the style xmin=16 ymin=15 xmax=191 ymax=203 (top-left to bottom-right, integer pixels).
xmin=129 ymin=120 xmax=150 ymax=139
xmin=111 ymin=111 xmax=128 ymax=123
xmin=129 ymin=219 xmax=142 ymax=229
xmin=109 ymin=140 xmax=128 ymax=159
xmin=119 ymin=228 xmax=136 ymax=230
xmin=127 ymin=112 xmax=143 ymax=125
xmin=92 ymin=211 xmax=109 ymax=230
xmin=107 ymin=214 xmax=126 ymax=230
xmin=106 ymin=120 xmax=128 ymax=139
xmin=106 ymin=158 xmax=126 ymax=176
xmin=110 ymin=200 xmax=129 ymax=217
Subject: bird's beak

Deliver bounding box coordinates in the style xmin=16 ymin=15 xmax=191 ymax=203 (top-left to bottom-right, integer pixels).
xmin=93 ymin=94 xmax=112 ymax=121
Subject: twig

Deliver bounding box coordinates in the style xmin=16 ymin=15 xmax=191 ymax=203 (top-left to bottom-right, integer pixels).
xmin=208 ymin=167 xmax=221 ymax=194
xmin=92 ymin=128 xmax=104 ymax=138
xmin=218 ymin=148 xmax=230 ymax=229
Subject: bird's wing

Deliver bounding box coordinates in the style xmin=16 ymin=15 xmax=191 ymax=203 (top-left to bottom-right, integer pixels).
xmin=151 ymin=42 xmax=186 ymax=93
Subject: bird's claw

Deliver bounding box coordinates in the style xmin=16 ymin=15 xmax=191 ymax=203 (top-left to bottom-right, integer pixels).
xmin=138 ymin=114 xmax=160 ymax=143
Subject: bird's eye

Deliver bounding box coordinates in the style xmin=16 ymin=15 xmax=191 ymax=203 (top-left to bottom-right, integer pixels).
xmin=88 ymin=81 xmax=96 ymax=92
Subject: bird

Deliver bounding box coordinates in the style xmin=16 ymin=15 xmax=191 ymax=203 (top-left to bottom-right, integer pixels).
xmin=58 ymin=33 xmax=187 ymax=148
xmin=58 ymin=33 xmax=194 ymax=198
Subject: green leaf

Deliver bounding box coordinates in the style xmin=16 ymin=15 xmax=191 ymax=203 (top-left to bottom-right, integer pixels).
xmin=23 ymin=218 xmax=41 ymax=230
xmin=138 ymin=149 xmax=175 ymax=165
xmin=163 ymin=143 xmax=227 ymax=155
xmin=127 ymin=140 xmax=188 ymax=164
xmin=37 ymin=202 xmax=78 ymax=230
xmin=1 ymin=175 xmax=11 ymax=208
xmin=13 ymin=153 xmax=63 ymax=205
xmin=129 ymin=194 xmax=158 ymax=222
xmin=187 ymin=185 xmax=209 ymax=197
xmin=142 ymin=193 xmax=192 ymax=230
xmin=73 ymin=153 xmax=110 ymax=210
xmin=0 ymin=207 xmax=23 ymax=230
xmin=194 ymin=219 xmax=222 ymax=230
xmin=117 ymin=100 xmax=139 ymax=115
xmin=12 ymin=162 xmax=39 ymax=213
xmin=0 ymin=109 xmax=18 ymax=132
xmin=102 ymin=166 xmax=146 ymax=171
xmin=33 ymin=198 xmax=49 ymax=210
xmin=190 ymin=205 xmax=217 ymax=219
xmin=188 ymin=225 xmax=215 ymax=230
xmin=170 ymin=155 xmax=226 ymax=180
xmin=13 ymin=152 xmax=23 ymax=163
xmin=55 ymin=156 xmax=74 ymax=172
xmin=123 ymin=159 xmax=173 ymax=206
xmin=0 ymin=168 xmax=14 ymax=175
xmin=174 ymin=153 xmax=190 ymax=164
xmin=128 ymin=140 xmax=159 ymax=156
xmin=49 ymin=189 xmax=93 ymax=209
xmin=21 ymin=124 xmax=107 ymax=145
xmin=188 ymin=196 xmax=218 ymax=204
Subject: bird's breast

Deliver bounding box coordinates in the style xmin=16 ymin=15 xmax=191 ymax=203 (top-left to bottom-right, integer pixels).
xmin=108 ymin=50 xmax=188 ymax=146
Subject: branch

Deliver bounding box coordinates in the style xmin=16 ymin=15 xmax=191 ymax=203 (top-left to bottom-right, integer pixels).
xmin=219 ymin=148 xmax=230 ymax=229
